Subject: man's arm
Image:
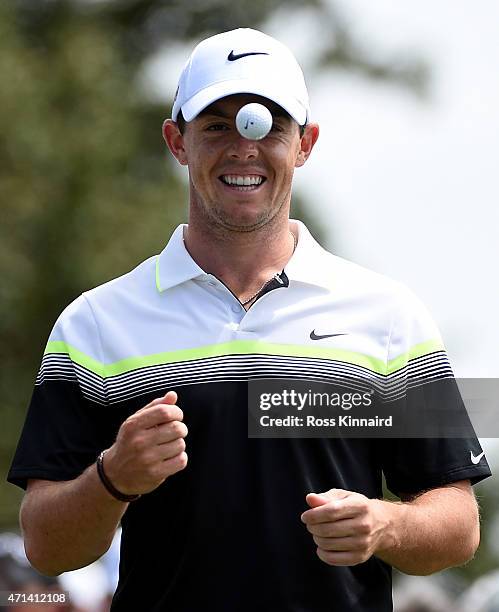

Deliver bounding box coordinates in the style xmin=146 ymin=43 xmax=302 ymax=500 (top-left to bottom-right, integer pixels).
xmin=375 ymin=480 xmax=480 ymax=574
xmin=301 ymin=479 xmax=480 ymax=575
xmin=21 ymin=391 xmax=188 ymax=576
xmin=21 ymin=471 xmax=127 ymax=576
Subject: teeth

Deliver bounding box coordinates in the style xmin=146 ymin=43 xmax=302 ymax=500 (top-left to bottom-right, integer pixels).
xmin=221 ymin=175 xmax=263 ymax=186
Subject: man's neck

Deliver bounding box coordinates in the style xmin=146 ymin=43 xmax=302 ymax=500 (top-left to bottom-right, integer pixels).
xmin=183 ymin=220 xmax=297 ymax=302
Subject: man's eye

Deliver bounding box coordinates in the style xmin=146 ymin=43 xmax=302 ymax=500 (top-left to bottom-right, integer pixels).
xmin=207 ymin=124 xmax=229 ymax=131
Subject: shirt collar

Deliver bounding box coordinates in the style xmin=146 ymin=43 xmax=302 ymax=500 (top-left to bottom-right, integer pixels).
xmin=155 ymin=220 xmax=332 ymax=293
xmin=155 ymin=224 xmax=205 ymax=292
xmin=285 ymin=219 xmax=334 ymax=289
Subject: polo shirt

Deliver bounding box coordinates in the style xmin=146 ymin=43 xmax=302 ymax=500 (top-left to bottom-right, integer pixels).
xmin=8 ymin=220 xmax=491 ymax=612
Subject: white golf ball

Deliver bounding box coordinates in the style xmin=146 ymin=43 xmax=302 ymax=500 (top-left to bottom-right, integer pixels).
xmin=235 ymin=103 xmax=273 ymax=140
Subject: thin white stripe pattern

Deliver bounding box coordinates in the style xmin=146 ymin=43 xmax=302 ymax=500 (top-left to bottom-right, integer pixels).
xmin=35 ymin=350 xmax=454 ymax=406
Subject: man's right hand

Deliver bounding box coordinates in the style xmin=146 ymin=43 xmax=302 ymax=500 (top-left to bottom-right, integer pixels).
xmin=103 ymin=390 xmax=188 ymax=496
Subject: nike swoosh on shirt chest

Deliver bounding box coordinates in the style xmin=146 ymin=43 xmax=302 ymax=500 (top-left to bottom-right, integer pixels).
xmin=310 ymin=330 xmax=347 ymax=341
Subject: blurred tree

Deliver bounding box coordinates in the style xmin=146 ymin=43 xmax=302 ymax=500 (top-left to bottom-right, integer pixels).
xmin=0 ymin=0 xmax=441 ymax=547
xmin=0 ymin=0 xmax=185 ymax=527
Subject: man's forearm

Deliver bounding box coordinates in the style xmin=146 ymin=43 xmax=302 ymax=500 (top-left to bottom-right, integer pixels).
xmin=374 ymin=485 xmax=480 ymax=575
xmin=21 ymin=462 xmax=128 ymax=576
xmin=20 ymin=392 xmax=188 ymax=577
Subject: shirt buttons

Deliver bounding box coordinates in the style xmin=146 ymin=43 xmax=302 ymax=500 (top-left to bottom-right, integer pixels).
xmin=208 ymin=280 xmax=217 ymax=287
xmin=231 ymin=304 xmax=242 ymax=313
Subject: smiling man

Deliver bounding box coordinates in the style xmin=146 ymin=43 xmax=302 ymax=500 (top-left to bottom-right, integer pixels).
xmin=163 ymin=91 xmax=316 ymax=307
xmin=8 ymin=28 xmax=491 ymax=612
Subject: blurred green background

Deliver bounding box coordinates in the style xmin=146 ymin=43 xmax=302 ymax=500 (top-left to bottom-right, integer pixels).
xmin=1 ymin=0 xmax=497 ymax=606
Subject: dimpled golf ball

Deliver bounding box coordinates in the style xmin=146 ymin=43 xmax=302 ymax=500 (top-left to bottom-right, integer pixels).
xmin=235 ymin=103 xmax=273 ymax=140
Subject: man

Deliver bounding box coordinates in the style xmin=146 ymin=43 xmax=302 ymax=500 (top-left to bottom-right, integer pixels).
xmin=8 ymin=28 xmax=491 ymax=612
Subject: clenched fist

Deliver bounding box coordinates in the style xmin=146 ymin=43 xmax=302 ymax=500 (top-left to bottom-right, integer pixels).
xmin=102 ymin=391 xmax=188 ymax=496
xmin=301 ymin=489 xmax=391 ymax=567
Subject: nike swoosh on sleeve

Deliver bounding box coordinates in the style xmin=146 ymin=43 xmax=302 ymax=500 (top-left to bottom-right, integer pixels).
xmin=470 ymin=450 xmax=485 ymax=465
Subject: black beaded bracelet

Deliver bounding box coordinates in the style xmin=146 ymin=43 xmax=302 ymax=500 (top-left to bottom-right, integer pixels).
xmin=96 ymin=450 xmax=141 ymax=503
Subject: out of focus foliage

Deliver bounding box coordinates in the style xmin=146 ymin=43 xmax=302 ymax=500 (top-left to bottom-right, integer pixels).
xmin=13 ymin=0 xmax=495 ymax=577
xmin=0 ymin=1 xmax=188 ymax=525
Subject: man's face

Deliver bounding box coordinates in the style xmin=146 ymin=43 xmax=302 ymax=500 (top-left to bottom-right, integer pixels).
xmin=164 ymin=94 xmax=319 ymax=234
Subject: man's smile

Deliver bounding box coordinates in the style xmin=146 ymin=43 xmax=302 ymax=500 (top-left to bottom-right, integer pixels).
xmin=218 ymin=173 xmax=267 ymax=192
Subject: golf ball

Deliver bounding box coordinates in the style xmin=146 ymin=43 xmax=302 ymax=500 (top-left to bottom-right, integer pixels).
xmin=235 ymin=103 xmax=273 ymax=140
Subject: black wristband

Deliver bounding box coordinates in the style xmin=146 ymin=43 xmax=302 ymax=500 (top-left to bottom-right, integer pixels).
xmin=96 ymin=450 xmax=141 ymax=503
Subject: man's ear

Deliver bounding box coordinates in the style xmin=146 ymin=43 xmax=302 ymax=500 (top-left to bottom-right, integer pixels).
xmin=163 ymin=119 xmax=188 ymax=166
xmin=295 ymin=123 xmax=319 ymax=168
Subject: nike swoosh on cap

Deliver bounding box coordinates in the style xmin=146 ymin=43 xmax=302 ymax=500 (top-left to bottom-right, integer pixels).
xmin=227 ymin=51 xmax=270 ymax=61
xmin=310 ymin=331 xmax=347 ymax=341
xmin=470 ymin=450 xmax=485 ymax=465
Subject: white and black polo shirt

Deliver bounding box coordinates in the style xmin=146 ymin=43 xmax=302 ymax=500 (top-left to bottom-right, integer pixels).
xmin=8 ymin=220 xmax=490 ymax=612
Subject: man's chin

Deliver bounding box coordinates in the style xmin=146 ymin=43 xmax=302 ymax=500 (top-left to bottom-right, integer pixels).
xmin=214 ymin=211 xmax=274 ymax=233
xmin=206 ymin=204 xmax=273 ymax=233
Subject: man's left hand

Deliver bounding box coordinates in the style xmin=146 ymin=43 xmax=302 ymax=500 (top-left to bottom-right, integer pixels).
xmin=301 ymin=489 xmax=391 ymax=566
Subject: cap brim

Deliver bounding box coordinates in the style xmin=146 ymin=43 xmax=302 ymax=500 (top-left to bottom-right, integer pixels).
xmin=178 ymin=79 xmax=308 ymax=125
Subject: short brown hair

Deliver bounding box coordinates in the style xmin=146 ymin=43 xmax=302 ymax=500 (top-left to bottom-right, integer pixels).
xmin=176 ymin=110 xmax=187 ymax=134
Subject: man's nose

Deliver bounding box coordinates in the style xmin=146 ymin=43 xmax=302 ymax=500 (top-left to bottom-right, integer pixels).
xmin=228 ymin=134 xmax=259 ymax=160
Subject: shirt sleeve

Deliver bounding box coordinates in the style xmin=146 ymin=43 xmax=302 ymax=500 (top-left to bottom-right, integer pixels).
xmin=7 ymin=294 xmax=118 ymax=490
xmin=377 ymin=287 xmax=491 ymax=496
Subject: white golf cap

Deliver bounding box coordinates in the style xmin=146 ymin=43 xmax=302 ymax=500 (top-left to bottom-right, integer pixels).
xmin=171 ymin=28 xmax=310 ymax=126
